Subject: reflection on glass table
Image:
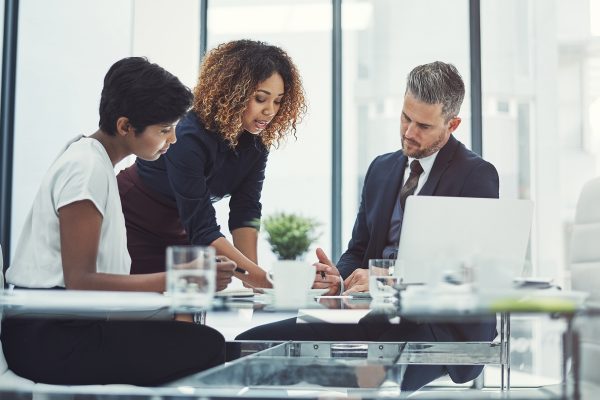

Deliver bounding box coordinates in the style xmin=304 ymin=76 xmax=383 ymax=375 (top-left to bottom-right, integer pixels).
xmin=0 ymin=386 xmax=571 ymax=400
xmin=169 ymin=340 xmax=570 ymax=399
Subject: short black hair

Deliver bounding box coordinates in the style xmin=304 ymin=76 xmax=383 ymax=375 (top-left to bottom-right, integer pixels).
xmin=99 ymin=57 xmax=193 ymax=135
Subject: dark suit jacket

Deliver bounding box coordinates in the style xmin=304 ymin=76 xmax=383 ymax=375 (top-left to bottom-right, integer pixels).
xmin=338 ymin=135 xmax=500 ymax=383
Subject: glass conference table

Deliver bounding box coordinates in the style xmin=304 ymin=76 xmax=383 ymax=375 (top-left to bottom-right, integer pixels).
xmin=0 ymin=285 xmax=589 ymax=399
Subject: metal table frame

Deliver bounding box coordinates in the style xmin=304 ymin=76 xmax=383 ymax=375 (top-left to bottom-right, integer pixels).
xmin=225 ymin=312 xmax=512 ymax=391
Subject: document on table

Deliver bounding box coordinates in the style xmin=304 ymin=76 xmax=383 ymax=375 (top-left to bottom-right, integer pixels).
xmin=215 ymin=287 xmax=255 ymax=297
xmin=296 ymin=309 xmax=371 ymax=324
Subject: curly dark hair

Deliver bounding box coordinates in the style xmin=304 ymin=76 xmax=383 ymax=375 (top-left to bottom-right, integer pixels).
xmin=193 ymin=40 xmax=307 ymax=148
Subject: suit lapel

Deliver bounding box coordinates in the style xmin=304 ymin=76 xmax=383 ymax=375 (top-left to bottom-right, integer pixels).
xmin=418 ymin=135 xmax=459 ymax=196
xmin=372 ymin=152 xmax=407 ymax=254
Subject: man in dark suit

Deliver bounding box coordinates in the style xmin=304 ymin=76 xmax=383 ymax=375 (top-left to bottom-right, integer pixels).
xmin=237 ymin=61 xmax=499 ymax=391
xmin=316 ymin=61 xmax=498 ymax=295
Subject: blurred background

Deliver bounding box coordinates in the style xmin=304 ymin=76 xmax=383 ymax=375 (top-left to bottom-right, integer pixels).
xmin=2 ymin=0 xmax=600 ymax=387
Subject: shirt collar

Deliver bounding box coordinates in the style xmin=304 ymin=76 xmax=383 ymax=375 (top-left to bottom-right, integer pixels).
xmin=408 ymin=149 xmax=439 ymax=176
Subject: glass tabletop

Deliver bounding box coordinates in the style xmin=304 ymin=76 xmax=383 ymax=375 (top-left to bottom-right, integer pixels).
xmin=0 ymin=286 xmax=590 ymax=321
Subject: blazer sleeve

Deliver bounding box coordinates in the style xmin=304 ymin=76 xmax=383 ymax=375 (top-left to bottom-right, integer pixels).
xmin=336 ymin=157 xmax=378 ymax=279
xmin=163 ymin=133 xmax=225 ymax=245
xmin=228 ymin=149 xmax=268 ymax=231
xmin=460 ymin=160 xmax=500 ymax=199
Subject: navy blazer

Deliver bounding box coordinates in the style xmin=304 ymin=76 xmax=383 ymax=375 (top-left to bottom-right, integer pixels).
xmin=136 ymin=111 xmax=268 ymax=245
xmin=339 ymin=135 xmax=500 ymax=383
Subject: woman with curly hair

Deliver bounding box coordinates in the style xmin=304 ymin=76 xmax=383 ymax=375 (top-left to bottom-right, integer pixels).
xmin=117 ymin=40 xmax=306 ymax=288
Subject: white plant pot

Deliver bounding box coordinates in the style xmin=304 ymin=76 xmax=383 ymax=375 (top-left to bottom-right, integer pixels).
xmin=269 ymin=260 xmax=315 ymax=308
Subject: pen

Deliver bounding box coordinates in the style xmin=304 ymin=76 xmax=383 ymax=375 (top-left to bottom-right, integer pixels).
xmin=320 ymin=271 xmax=326 ymax=280
xmin=235 ymin=266 xmax=248 ymax=275
xmin=215 ymin=258 xmax=248 ymax=275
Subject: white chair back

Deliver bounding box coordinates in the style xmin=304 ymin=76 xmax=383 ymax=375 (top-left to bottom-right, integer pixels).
xmin=570 ymin=177 xmax=600 ymax=385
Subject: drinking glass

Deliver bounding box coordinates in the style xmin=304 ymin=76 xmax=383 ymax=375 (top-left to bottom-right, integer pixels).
xmin=166 ymin=246 xmax=216 ymax=311
xmin=369 ymin=259 xmax=401 ymax=301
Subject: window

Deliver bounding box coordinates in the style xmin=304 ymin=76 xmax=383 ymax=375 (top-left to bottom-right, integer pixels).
xmin=341 ymin=0 xmax=471 ymax=248
xmin=207 ymin=0 xmax=332 ymax=268
xmin=481 ymin=0 xmax=600 ymax=384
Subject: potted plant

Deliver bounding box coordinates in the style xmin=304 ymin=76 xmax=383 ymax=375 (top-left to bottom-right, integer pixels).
xmin=260 ymin=212 xmax=321 ymax=261
xmin=258 ymin=212 xmax=321 ymax=301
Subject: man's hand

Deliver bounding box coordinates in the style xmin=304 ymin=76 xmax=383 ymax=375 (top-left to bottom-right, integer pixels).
xmin=312 ymin=248 xmax=342 ymax=296
xmin=343 ymin=268 xmax=369 ymax=294
xmin=216 ymin=256 xmax=236 ymax=291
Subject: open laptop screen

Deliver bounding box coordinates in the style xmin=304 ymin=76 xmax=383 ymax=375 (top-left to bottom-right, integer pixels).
xmin=397 ymin=196 xmax=533 ymax=285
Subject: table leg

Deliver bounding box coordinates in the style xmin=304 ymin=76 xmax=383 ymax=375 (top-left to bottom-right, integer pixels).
xmin=562 ymin=315 xmax=580 ymax=400
xmin=500 ymin=312 xmax=510 ymax=391
xmin=506 ymin=313 xmax=511 ymax=391
xmin=501 ymin=312 xmax=505 ymax=391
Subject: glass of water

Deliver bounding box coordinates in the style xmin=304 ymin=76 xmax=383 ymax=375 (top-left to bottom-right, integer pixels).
xmin=369 ymin=259 xmax=401 ymax=302
xmin=166 ymin=246 xmax=216 ymax=312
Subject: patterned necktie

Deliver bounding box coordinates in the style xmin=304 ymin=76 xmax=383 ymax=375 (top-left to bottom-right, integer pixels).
xmin=399 ymin=160 xmax=424 ymax=210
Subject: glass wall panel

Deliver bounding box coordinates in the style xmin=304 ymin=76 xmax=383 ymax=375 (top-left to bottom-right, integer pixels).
xmin=481 ymin=0 xmax=600 ymax=385
xmin=10 ymin=0 xmax=199 ymax=256
xmin=207 ymin=0 xmax=332 ymax=270
xmin=341 ymin=0 xmax=471 ymax=252
xmin=481 ymin=0 xmax=600 ymax=283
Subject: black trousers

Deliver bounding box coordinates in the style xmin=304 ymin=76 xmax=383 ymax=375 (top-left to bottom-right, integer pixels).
xmin=235 ymin=315 xmax=449 ymax=391
xmin=1 ymin=318 xmax=225 ymax=386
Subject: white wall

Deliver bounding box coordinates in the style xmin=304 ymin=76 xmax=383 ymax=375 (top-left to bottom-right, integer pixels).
xmin=10 ymin=0 xmax=200 ymax=256
xmin=10 ymin=0 xmax=133 ymax=254
xmin=131 ymin=0 xmax=199 ymax=88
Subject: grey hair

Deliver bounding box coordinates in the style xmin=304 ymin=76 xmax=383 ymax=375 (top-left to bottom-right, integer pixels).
xmin=405 ymin=61 xmax=465 ymax=121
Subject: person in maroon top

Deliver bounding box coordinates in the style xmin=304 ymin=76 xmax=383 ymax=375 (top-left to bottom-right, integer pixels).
xmin=118 ymin=40 xmax=307 ymax=288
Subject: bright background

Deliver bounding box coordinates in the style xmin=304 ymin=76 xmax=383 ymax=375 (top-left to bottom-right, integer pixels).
xmin=4 ymin=0 xmax=600 ymax=386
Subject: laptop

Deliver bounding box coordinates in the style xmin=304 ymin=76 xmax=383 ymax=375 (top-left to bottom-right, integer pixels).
xmin=397 ymin=196 xmax=534 ymax=286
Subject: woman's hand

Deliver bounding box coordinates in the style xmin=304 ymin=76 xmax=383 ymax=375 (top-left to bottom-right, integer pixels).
xmin=241 ymin=269 xmax=272 ymax=289
xmin=215 ymin=256 xmax=236 ymax=291
xmin=211 ymin=236 xmax=272 ymax=288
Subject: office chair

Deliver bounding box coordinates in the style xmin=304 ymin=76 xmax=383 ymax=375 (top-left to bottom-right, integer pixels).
xmin=0 ymin=244 xmax=37 ymax=387
xmin=570 ymin=177 xmax=600 ymax=392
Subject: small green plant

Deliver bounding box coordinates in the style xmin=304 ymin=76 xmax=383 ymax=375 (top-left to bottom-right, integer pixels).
xmin=260 ymin=212 xmax=321 ymax=260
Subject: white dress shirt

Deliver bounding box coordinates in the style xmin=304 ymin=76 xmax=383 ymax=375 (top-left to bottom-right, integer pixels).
xmin=403 ymin=150 xmax=440 ymax=194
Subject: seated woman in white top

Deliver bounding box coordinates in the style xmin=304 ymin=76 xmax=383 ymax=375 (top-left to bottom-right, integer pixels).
xmin=1 ymin=57 xmax=233 ymax=385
